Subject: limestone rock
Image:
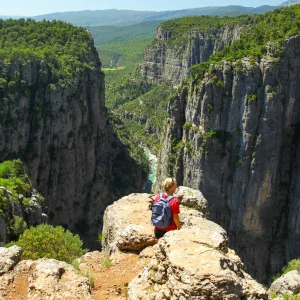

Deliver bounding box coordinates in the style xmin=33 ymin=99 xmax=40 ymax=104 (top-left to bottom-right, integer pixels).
xmin=269 ymin=270 xmax=300 ymax=296
xmin=128 ymin=228 xmax=268 ymax=299
xmin=153 ymin=35 xmax=300 ymax=282
xmin=140 ymin=24 xmax=242 ymax=85
xmin=101 ymin=191 xmax=267 ymax=298
xmin=0 ymin=185 xmax=48 ymax=243
xmin=102 ymin=193 xmax=157 ymax=254
xmin=0 ymin=246 xmax=22 ymax=275
xmin=0 ymin=37 xmax=146 ymax=249
xmin=174 ymin=186 xmax=208 ymax=215
xmin=102 ymin=190 xmax=218 ymax=254
xmin=0 ymin=254 xmax=94 ymax=300
xmin=27 ymin=258 xmax=93 ymax=300
xmin=139 ymin=246 xmax=155 ymax=260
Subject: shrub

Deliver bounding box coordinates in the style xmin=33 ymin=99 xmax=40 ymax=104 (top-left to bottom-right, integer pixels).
xmin=0 ymin=78 xmax=7 ymax=90
xmin=8 ymin=81 xmax=17 ymax=92
xmin=102 ymin=257 xmax=112 ymax=267
xmin=89 ymin=274 xmax=95 ymax=288
xmin=204 ymin=130 xmax=217 ymax=138
xmin=247 ymin=94 xmax=257 ymax=103
xmin=171 ymin=138 xmax=184 ymax=152
xmin=282 ymin=258 xmax=300 ymax=276
xmin=211 ymin=75 xmax=218 ymax=84
xmin=207 ymin=104 xmax=214 ymax=113
xmin=10 ymin=216 xmax=28 ymax=237
xmin=0 ymin=189 xmax=8 ymax=218
xmin=97 ymin=233 xmax=106 ymax=245
xmin=183 ymin=122 xmax=192 ymax=130
xmin=185 ymin=142 xmax=193 ymax=153
xmin=0 ymin=159 xmax=31 ymax=198
xmin=6 ymin=224 xmax=88 ymax=263
xmin=216 ymin=80 xmax=224 ymax=88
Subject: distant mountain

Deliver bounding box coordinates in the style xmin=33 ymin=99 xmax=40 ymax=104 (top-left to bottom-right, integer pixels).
xmin=280 ymin=0 xmax=300 ymax=6
xmin=87 ymin=20 xmax=161 ymax=45
xmin=0 ymin=15 xmax=24 ymax=20
xmin=31 ymin=6 xmax=279 ymax=27
xmin=33 ymin=9 xmax=156 ymax=26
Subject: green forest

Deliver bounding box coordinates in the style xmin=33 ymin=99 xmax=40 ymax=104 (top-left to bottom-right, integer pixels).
xmin=0 ymin=19 xmax=96 ymax=86
xmin=90 ymin=21 xmax=160 ymax=67
xmin=163 ymin=5 xmax=300 ymax=78
xmin=101 ymin=4 xmax=300 ymax=159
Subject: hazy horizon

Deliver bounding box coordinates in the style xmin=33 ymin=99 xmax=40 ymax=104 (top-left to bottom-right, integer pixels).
xmin=1 ymin=0 xmax=281 ymax=17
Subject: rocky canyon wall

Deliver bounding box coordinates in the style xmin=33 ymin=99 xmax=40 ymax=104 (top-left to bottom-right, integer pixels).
xmin=152 ymin=36 xmax=300 ymax=283
xmin=139 ymin=24 xmax=242 ymax=85
xmin=0 ymin=40 xmax=147 ymax=248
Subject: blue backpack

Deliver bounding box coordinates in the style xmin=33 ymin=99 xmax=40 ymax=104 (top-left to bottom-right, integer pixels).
xmin=151 ymin=193 xmax=174 ymax=228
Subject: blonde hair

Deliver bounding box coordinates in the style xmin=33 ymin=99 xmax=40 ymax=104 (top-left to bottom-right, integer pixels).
xmin=162 ymin=178 xmax=177 ymax=192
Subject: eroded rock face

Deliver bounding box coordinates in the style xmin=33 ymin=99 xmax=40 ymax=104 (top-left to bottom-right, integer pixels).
xmin=174 ymin=186 xmax=208 ymax=215
xmin=0 ymin=186 xmax=47 ymax=243
xmin=0 ymin=37 xmax=146 ymax=248
xmin=102 ymin=190 xmax=267 ymax=299
xmin=269 ymin=270 xmax=300 ymax=296
xmin=0 ymin=246 xmax=93 ymax=299
xmin=154 ymin=35 xmax=300 ymax=282
xmin=102 ymin=193 xmax=157 ymax=254
xmin=140 ymin=24 xmax=242 ymax=85
xmin=0 ymin=246 xmax=22 ymax=275
xmin=128 ymin=229 xmax=268 ymax=300
xmin=102 ymin=188 xmax=210 ymax=254
xmin=28 ymin=259 xmax=93 ymax=300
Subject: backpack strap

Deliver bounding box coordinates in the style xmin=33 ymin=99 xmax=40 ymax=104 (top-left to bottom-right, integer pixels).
xmin=165 ymin=195 xmax=174 ymax=202
xmin=159 ymin=193 xmax=174 ymax=202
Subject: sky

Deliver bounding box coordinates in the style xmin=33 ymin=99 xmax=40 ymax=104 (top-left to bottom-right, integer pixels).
xmin=1 ymin=0 xmax=282 ymax=16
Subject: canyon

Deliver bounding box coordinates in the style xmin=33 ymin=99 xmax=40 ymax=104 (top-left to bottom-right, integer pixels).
xmin=139 ymin=24 xmax=300 ymax=283
xmin=0 ymin=35 xmax=147 ymax=249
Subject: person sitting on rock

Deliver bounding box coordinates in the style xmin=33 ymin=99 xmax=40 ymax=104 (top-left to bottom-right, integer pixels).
xmin=153 ymin=178 xmax=181 ymax=239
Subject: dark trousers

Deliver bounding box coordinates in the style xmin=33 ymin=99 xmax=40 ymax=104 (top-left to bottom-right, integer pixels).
xmin=154 ymin=228 xmax=167 ymax=239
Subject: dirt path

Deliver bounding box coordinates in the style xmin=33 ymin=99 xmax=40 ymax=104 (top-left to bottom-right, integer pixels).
xmin=79 ymin=252 xmax=147 ymax=300
xmin=2 ymin=251 xmax=148 ymax=300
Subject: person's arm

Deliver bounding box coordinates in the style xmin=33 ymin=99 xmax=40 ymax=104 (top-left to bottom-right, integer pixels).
xmin=173 ymin=214 xmax=181 ymax=230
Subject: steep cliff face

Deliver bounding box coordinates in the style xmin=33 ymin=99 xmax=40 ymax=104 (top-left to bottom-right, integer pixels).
xmin=154 ymin=36 xmax=300 ymax=282
xmin=139 ymin=24 xmax=242 ymax=85
xmin=0 ymin=42 xmax=146 ymax=248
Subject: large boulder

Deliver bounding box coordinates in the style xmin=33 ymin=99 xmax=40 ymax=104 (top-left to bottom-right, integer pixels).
xmin=269 ymin=270 xmax=300 ymax=296
xmin=173 ymin=186 xmax=208 ymax=215
xmin=0 ymin=246 xmax=93 ymax=299
xmin=128 ymin=228 xmax=268 ymax=299
xmin=102 ymin=188 xmax=210 ymax=254
xmin=101 ymin=189 xmax=268 ymax=299
xmin=102 ymin=193 xmax=157 ymax=254
xmin=0 ymin=246 xmax=22 ymax=275
xmin=27 ymin=259 xmax=93 ymax=300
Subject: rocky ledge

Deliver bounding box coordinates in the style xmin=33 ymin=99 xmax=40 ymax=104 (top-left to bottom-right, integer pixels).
xmin=0 ymin=187 xmax=272 ymax=299
xmin=102 ymin=186 xmax=268 ymax=299
xmin=0 ymin=246 xmax=93 ymax=299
